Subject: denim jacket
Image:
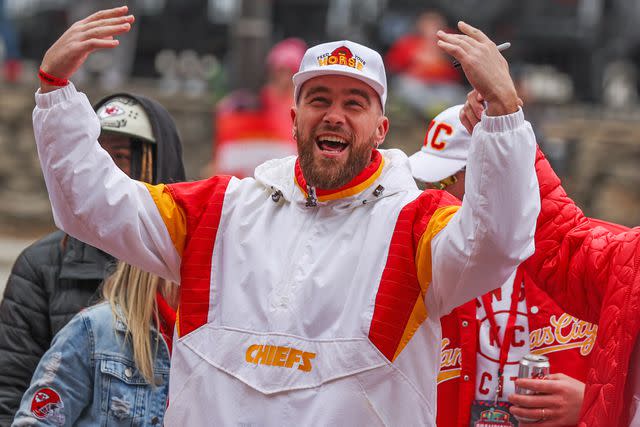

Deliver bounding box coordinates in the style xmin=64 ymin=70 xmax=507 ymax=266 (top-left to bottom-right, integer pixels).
xmin=12 ymin=302 xmax=170 ymax=427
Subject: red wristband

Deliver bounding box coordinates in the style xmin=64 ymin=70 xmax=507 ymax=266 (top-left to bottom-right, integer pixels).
xmin=38 ymin=68 xmax=69 ymax=87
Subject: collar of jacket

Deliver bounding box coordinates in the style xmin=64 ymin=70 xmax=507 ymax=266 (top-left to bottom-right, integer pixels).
xmin=255 ymin=148 xmax=419 ymax=208
xmin=59 ymin=236 xmax=116 ymax=281
xmin=293 ymin=150 xmax=384 ymax=203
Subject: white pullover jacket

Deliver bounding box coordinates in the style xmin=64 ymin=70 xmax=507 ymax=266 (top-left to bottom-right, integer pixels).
xmin=33 ymin=83 xmax=539 ymax=426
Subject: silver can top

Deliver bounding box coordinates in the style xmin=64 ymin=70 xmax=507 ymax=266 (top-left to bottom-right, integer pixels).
xmin=521 ymin=353 xmax=550 ymax=365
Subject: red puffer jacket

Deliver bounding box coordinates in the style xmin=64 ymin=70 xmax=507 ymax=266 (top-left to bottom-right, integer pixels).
xmin=524 ymin=147 xmax=638 ymax=427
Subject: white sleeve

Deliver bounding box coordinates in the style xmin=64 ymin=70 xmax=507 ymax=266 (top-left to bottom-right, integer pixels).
xmin=425 ymin=108 xmax=539 ymax=317
xmin=33 ymin=83 xmax=181 ymax=283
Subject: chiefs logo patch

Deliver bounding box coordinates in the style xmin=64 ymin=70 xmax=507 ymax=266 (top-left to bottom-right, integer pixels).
xmin=99 ymin=103 xmax=125 ymax=119
xmin=31 ymin=387 xmax=65 ymax=425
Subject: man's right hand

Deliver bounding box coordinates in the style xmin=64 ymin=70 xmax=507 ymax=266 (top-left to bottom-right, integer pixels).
xmin=39 ymin=6 xmax=134 ymax=93
xmin=436 ymin=22 xmax=518 ymax=117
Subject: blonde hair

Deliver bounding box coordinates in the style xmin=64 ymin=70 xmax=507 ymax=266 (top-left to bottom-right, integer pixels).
xmin=100 ymin=128 xmax=178 ymax=384
xmin=102 ymin=263 xmax=178 ymax=384
xmin=141 ymin=142 xmax=154 ymax=183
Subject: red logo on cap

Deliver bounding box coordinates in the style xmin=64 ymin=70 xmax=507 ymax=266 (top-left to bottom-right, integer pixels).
xmin=331 ymin=46 xmax=353 ymax=59
xmin=317 ymin=46 xmax=364 ymax=70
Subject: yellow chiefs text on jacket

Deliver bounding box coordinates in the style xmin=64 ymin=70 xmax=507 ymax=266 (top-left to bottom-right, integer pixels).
xmin=245 ymin=344 xmax=316 ymax=372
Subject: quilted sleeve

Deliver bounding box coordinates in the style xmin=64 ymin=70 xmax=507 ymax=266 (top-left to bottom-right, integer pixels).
xmin=0 ymin=246 xmax=50 ymax=423
xmin=523 ymin=147 xmax=639 ymax=323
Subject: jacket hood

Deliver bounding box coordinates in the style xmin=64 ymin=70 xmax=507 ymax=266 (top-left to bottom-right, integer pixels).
xmin=254 ymin=148 xmax=418 ymax=208
xmin=93 ymin=93 xmax=186 ymax=184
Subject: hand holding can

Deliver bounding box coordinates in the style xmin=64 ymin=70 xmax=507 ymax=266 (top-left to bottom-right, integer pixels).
xmin=515 ymin=354 xmax=550 ymax=395
xmin=512 ymin=354 xmax=550 ymax=423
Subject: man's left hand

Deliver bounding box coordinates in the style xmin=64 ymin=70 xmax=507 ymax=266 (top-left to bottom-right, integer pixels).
xmin=508 ymin=373 xmax=585 ymax=426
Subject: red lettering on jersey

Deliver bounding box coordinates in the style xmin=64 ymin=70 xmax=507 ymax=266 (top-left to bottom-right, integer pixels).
xmin=479 ymin=372 xmax=492 ymax=395
xmin=489 ymin=325 xmax=501 ymax=347
xmin=513 ymin=325 xmax=526 ymax=347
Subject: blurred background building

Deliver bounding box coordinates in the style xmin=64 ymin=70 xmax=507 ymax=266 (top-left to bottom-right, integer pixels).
xmin=1 ymin=0 xmax=640 ymax=290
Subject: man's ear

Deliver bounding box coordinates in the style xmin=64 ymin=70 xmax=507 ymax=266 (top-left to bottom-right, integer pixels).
xmin=291 ymin=106 xmax=298 ymax=139
xmin=373 ymin=116 xmax=389 ymax=148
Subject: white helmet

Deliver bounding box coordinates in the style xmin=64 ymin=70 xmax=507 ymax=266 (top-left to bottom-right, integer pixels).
xmin=96 ymin=96 xmax=156 ymax=143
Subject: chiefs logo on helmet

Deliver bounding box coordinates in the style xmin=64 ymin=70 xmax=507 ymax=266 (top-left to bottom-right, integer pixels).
xmin=30 ymin=387 xmax=65 ymax=424
xmin=100 ymin=103 xmax=125 ymax=118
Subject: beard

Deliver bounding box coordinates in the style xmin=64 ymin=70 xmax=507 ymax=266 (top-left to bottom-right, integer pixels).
xmin=296 ymin=124 xmax=375 ymax=190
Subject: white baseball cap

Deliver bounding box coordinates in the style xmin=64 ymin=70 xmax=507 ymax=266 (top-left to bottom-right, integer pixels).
xmin=293 ymin=40 xmax=387 ymax=112
xmin=409 ymin=105 xmax=470 ymax=183
xmin=96 ymin=96 xmax=156 ymax=143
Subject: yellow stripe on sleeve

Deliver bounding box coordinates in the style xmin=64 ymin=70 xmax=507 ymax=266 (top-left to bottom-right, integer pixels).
xmin=392 ymin=205 xmax=460 ymax=360
xmin=143 ymin=183 xmax=187 ymax=257
xmin=415 ymin=205 xmax=460 ymax=293
xmin=175 ymin=307 xmax=181 ymax=337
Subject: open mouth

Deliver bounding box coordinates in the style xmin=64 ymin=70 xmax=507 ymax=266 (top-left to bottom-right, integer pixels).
xmin=316 ymin=135 xmax=349 ymax=154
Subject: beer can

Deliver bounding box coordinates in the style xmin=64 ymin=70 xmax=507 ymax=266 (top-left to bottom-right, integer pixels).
xmin=515 ymin=354 xmax=550 ymax=395
xmin=514 ymin=354 xmax=551 ymax=423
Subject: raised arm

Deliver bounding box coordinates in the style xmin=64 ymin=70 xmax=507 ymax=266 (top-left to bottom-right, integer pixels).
xmin=424 ymin=22 xmax=539 ymax=316
xmin=34 ymin=85 xmax=181 ymax=282
xmin=33 ymin=7 xmax=181 ymax=282
xmin=460 ymin=88 xmax=637 ymax=322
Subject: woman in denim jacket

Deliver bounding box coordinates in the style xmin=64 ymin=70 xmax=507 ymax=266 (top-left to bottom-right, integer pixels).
xmin=12 ymin=261 xmax=178 ymax=427
xmin=12 ymin=92 xmax=179 ymax=426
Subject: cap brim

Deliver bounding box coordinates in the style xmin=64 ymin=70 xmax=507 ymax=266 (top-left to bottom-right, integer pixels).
xmin=409 ymin=151 xmax=466 ymax=183
xmin=100 ymin=127 xmax=156 ymax=144
xmin=293 ymin=68 xmax=385 ymax=111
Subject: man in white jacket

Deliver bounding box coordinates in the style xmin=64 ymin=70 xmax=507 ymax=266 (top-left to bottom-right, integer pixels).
xmin=33 ymin=7 xmax=539 ymax=426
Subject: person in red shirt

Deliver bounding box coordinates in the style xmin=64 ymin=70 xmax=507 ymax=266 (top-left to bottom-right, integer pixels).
xmin=409 ymin=105 xmax=614 ymax=426
xmin=211 ymin=38 xmax=307 ymax=178
xmin=385 ymin=11 xmax=466 ymax=118
xmin=459 ymin=90 xmax=639 ymax=427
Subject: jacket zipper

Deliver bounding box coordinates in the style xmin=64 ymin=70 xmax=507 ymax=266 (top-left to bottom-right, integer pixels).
xmin=273 ymin=203 xmax=320 ymax=310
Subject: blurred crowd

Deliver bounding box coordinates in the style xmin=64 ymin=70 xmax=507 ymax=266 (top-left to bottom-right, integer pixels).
xmin=0 ymin=3 xmax=640 ymax=426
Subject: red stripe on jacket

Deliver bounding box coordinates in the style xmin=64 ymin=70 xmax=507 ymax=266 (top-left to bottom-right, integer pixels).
xmin=369 ymin=190 xmax=459 ymax=361
xmin=167 ymin=176 xmax=232 ymax=337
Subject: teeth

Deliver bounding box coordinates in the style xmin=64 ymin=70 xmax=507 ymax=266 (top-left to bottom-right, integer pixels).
xmin=317 ymin=135 xmax=347 ymax=144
